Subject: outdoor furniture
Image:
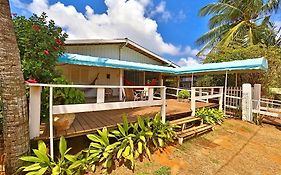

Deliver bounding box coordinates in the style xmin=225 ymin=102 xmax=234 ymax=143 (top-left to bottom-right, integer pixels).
xmin=123 ymin=88 xmax=141 ymax=101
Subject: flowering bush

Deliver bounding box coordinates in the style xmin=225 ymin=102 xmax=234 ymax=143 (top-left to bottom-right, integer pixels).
xmin=13 ymin=12 xmax=68 ymax=83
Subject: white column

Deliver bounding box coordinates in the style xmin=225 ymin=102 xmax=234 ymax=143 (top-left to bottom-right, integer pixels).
xmin=224 ymin=71 xmax=228 ymax=114
xmin=49 ymin=87 xmax=54 ymax=159
xmin=29 ymin=86 xmax=42 ymax=139
xmin=191 ymin=87 xmax=196 ymax=116
xmin=191 ymin=73 xmax=194 ymax=88
xmin=253 ymin=84 xmax=261 ymax=110
xmin=119 ymin=69 xmax=124 ymax=101
xmin=160 ymin=87 xmax=166 ymax=123
xmin=160 ymin=73 xmax=164 ymax=86
xmin=242 ymin=83 xmax=253 ymax=121
xmin=97 ymin=88 xmax=105 ymax=103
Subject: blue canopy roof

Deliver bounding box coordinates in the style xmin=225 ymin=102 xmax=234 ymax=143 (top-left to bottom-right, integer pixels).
xmin=59 ymin=53 xmax=268 ymax=75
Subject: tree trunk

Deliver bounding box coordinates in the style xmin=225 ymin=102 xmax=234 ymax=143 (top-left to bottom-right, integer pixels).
xmin=0 ymin=0 xmax=30 ymax=174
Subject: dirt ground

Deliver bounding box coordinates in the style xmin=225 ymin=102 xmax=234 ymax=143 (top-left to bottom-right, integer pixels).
xmin=110 ymin=118 xmax=281 ymax=175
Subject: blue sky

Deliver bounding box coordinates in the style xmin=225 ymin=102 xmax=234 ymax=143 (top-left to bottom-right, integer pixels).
xmin=9 ymin=0 xmax=280 ymax=66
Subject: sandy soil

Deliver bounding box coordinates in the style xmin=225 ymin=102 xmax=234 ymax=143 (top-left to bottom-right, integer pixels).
xmin=110 ymin=119 xmax=281 ymax=175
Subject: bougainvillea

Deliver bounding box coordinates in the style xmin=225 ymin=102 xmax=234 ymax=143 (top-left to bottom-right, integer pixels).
xmin=13 ymin=12 xmax=68 ymax=83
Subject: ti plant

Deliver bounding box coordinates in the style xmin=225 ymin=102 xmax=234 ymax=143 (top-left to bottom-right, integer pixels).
xmin=19 ymin=136 xmax=74 ymax=175
xmin=150 ymin=113 xmax=175 ymax=148
xmin=111 ymin=115 xmax=136 ymax=169
xmin=87 ymin=127 xmax=120 ymax=174
xmin=196 ymin=108 xmax=224 ymax=125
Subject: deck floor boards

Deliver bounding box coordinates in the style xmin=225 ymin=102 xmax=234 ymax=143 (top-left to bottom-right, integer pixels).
xmin=36 ymin=99 xmax=217 ymax=140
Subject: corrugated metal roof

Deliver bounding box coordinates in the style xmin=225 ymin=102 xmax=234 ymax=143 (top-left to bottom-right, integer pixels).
xmin=58 ymin=53 xmax=268 ymax=75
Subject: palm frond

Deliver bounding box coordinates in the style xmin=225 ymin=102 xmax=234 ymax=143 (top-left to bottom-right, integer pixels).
xmin=199 ymin=2 xmax=243 ymax=16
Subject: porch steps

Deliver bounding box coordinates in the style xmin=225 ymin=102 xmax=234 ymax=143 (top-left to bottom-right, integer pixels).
xmin=169 ymin=116 xmax=213 ymax=145
xmin=169 ymin=116 xmax=202 ymax=126
xmin=176 ymin=124 xmax=213 ymax=144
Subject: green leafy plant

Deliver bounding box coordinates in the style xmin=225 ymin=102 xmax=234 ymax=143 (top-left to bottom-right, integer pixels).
xmin=87 ymin=128 xmax=120 ymax=173
xmin=196 ymin=108 xmax=224 ymax=125
xmin=19 ymin=136 xmax=74 ymax=175
xmin=177 ymin=90 xmax=191 ymax=99
xmin=149 ymin=113 xmax=176 ymax=148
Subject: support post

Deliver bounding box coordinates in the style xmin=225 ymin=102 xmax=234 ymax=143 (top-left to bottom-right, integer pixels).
xmin=235 ymin=73 xmax=238 ymax=87
xmin=29 ymin=86 xmax=42 ymax=139
xmin=191 ymin=87 xmax=196 ymax=116
xmin=224 ymin=71 xmax=228 ymax=114
xmin=148 ymin=87 xmax=154 ymax=102
xmin=160 ymin=87 xmax=166 ymax=123
xmin=219 ymin=87 xmax=223 ymax=111
xmin=177 ymin=75 xmax=180 ymax=88
xmin=49 ymin=87 xmax=54 ymax=159
xmin=253 ymin=84 xmax=261 ymax=110
xmin=242 ymin=84 xmax=253 ymax=121
xmin=119 ymin=69 xmax=124 ymax=101
xmin=97 ymin=88 xmax=105 ymax=103
xmin=191 ymin=73 xmax=194 ymax=88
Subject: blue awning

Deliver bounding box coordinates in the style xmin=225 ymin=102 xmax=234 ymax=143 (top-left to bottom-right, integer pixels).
xmin=58 ymin=53 xmax=268 ymax=75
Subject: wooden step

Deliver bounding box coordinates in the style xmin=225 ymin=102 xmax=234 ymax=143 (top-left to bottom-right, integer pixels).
xmin=176 ymin=124 xmax=213 ymax=144
xmin=169 ymin=116 xmax=201 ymax=126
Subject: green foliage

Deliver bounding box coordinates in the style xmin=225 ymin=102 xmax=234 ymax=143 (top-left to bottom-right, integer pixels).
xmin=196 ymin=108 xmax=224 ymax=125
xmin=19 ymin=114 xmax=175 ymax=174
xmin=13 ymin=13 xmax=67 ymax=83
xmin=87 ymin=128 xmax=120 ymax=174
xmin=19 ymin=136 xmax=75 ymax=175
xmin=41 ymin=77 xmax=86 ymax=121
xmin=196 ymin=0 xmax=280 ymax=54
xmin=177 ymin=90 xmax=191 ymax=99
xmin=154 ymin=166 xmax=171 ymax=175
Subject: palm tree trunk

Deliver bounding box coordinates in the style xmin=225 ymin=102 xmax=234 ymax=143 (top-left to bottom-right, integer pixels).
xmin=0 ymin=0 xmax=30 ymax=174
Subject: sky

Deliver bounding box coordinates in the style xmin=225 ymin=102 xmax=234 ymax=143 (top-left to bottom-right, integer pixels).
xmin=9 ymin=0 xmax=281 ymax=67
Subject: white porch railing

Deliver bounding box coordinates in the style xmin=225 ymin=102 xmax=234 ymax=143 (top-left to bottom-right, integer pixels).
xmin=191 ymin=87 xmax=224 ymax=116
xmin=252 ymin=98 xmax=281 ymax=118
xmin=166 ymin=87 xmax=208 ymax=102
xmin=27 ymin=83 xmax=166 ymax=159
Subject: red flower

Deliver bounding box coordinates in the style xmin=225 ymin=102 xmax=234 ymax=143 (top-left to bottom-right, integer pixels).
xmin=32 ymin=25 xmax=40 ymax=31
xmin=25 ymin=79 xmax=38 ymax=83
xmin=44 ymin=49 xmax=49 ymax=55
xmin=55 ymin=38 xmax=62 ymax=45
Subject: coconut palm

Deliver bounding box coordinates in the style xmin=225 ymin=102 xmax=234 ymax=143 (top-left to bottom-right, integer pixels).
xmin=196 ymin=0 xmax=281 ymax=54
xmin=0 ymin=0 xmax=29 ymax=173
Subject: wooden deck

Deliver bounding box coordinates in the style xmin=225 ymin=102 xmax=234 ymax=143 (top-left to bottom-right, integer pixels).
xmin=37 ymin=99 xmax=217 ymax=140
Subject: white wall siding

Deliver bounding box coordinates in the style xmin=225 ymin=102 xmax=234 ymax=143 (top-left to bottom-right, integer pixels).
xmin=57 ymin=65 xmax=120 ymax=97
xmin=66 ymin=44 xmax=163 ymax=65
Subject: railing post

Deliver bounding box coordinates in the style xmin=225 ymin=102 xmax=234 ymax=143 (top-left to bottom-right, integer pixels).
xmin=29 ymin=86 xmax=42 ymax=139
xmin=97 ymin=88 xmax=105 ymax=103
xmin=160 ymin=87 xmax=166 ymax=123
xmin=119 ymin=69 xmax=124 ymax=101
xmin=219 ymin=87 xmax=223 ymax=111
xmin=148 ymin=87 xmax=154 ymax=102
xmin=49 ymin=87 xmax=54 ymax=159
xmin=242 ymin=84 xmax=253 ymax=122
xmin=191 ymin=87 xmax=196 ymax=116
xmin=253 ymin=84 xmax=261 ymax=110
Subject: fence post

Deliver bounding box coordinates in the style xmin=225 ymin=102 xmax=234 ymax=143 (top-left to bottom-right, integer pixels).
xmin=160 ymin=87 xmax=166 ymax=123
xmin=97 ymin=88 xmax=105 ymax=103
xmin=219 ymin=87 xmax=223 ymax=111
xmin=191 ymin=87 xmax=196 ymax=116
xmin=253 ymin=84 xmax=261 ymax=110
xmin=29 ymin=86 xmax=42 ymax=139
xmin=242 ymin=84 xmax=253 ymax=121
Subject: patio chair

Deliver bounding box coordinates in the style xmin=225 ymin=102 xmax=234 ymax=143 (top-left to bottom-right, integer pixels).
xmin=123 ymin=88 xmax=141 ymax=101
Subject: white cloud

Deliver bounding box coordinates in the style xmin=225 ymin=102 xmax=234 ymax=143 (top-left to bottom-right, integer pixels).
xmin=12 ymin=0 xmax=198 ymax=60
xmin=177 ymin=57 xmax=199 ymax=67
xmin=149 ymin=1 xmax=171 ymax=22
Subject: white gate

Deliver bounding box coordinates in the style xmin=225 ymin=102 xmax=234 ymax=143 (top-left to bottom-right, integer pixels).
xmin=225 ymin=87 xmax=242 ymax=117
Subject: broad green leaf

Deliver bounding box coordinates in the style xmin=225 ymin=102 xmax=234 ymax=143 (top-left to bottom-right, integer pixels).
xmin=137 ymin=141 xmax=143 ymax=154
xmin=33 ymin=149 xmax=50 ymax=164
xmin=38 ymin=140 xmax=47 ymax=154
xmin=23 ymin=163 xmax=41 ymax=171
xmin=59 ymin=136 xmax=67 ymax=157
xmin=69 ymin=161 xmax=82 ymax=169
xmin=20 ymin=156 xmax=43 ymax=163
xmin=122 ymin=146 xmax=131 ymax=157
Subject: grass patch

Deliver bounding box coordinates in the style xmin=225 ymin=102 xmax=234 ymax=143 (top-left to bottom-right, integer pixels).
xmin=154 ymin=166 xmax=171 ymax=175
xmin=137 ymin=172 xmax=150 ymax=175
xmin=240 ymin=125 xmax=253 ymax=133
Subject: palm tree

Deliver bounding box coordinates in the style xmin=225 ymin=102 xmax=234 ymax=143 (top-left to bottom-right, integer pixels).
xmin=0 ymin=0 xmax=29 ymax=173
xmin=196 ymin=0 xmax=280 ymax=54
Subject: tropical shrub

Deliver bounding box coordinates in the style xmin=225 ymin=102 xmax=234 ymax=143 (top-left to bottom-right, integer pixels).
xmin=19 ymin=114 xmax=175 ymax=174
xmin=18 ymin=136 xmax=77 ymax=175
xmin=177 ymin=90 xmax=191 ymax=99
xmin=13 ymin=13 xmax=86 ymax=121
xmin=13 ymin=13 xmax=67 ymax=83
xmin=196 ymin=108 xmax=224 ymax=125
